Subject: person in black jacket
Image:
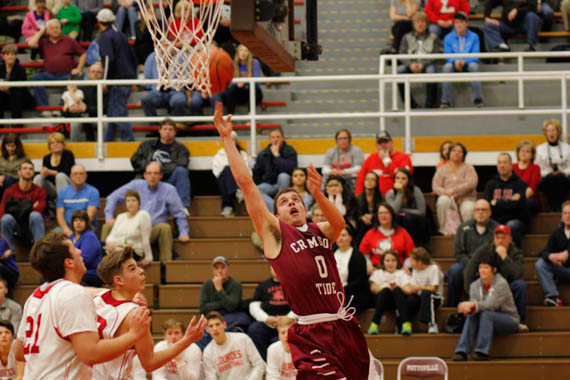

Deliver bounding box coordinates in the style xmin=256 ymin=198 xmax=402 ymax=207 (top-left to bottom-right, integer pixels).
xmin=483 ymin=152 xmax=528 ymax=247
xmin=535 ymin=200 xmax=570 ymax=307
xmin=252 ymin=128 xmax=298 ymax=212
xmin=0 ymin=45 xmax=34 ymax=126
xmin=482 ymin=0 xmax=541 ymax=52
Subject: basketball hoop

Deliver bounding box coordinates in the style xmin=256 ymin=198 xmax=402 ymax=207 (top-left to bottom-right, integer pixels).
xmin=136 ymin=0 xmax=225 ymax=93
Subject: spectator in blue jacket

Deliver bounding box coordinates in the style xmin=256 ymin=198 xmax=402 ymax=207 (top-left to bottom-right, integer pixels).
xmin=70 ymin=209 xmax=103 ymax=286
xmin=441 ymin=12 xmax=483 ymax=108
xmin=0 ymin=237 xmax=18 ymax=291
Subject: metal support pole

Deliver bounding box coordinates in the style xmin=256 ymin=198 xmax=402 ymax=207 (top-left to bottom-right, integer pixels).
xmin=518 ymin=55 xmax=524 ymax=109
xmin=379 ymin=54 xmax=385 ymax=133
xmin=391 ymin=57 xmax=398 ymax=111
xmin=249 ymin=78 xmax=258 ymax=157
xmin=404 ymin=77 xmax=412 ymax=154
xmin=563 ymin=76 xmax=568 ymax=143
xmin=97 ymin=83 xmax=104 ymax=162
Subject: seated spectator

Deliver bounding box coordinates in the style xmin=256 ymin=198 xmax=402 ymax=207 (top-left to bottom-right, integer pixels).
xmin=513 ymin=139 xmax=541 ymax=215
xmin=114 ymin=0 xmax=139 ymax=39
xmin=141 ymin=52 xmax=188 ymax=118
xmin=483 ymin=153 xmax=528 ymax=247
xmin=223 ymin=44 xmax=263 ymax=115
xmin=33 ymin=132 xmax=75 ymax=218
xmin=355 ymin=171 xmax=384 ymax=245
xmin=29 ymin=0 xmax=63 ymax=15
xmin=57 ymin=0 xmax=81 ymax=40
xmin=334 ymin=225 xmax=370 ymax=314
xmin=321 ymin=129 xmax=365 ymax=191
xmin=535 ymin=201 xmax=570 ymax=307
xmin=0 ymin=277 xmax=22 ymax=331
xmin=406 ymin=247 xmax=443 ymax=334
xmin=0 ymin=134 xmax=29 ymax=201
xmin=291 ymin=168 xmax=314 ymax=213
xmin=168 ymin=0 xmax=203 ymax=45
xmin=62 ymin=74 xmax=85 ymax=118
xmin=248 ymin=265 xmax=294 ymax=361
xmin=150 ymin=318 xmax=202 ymax=379
xmin=202 ymin=311 xmax=266 ymax=379
xmin=397 ymin=12 xmax=439 ymax=109
xmin=425 ymin=0 xmax=470 ymax=38
xmin=130 ymin=119 xmax=191 ymax=210
xmin=103 ymin=161 xmax=190 ymax=262
xmin=386 ymin=168 xmax=430 ymax=247
xmin=452 ymin=255 xmax=523 ymax=361
xmin=253 ymin=128 xmax=297 ymax=211
xmin=448 ymin=199 xmax=498 ymax=307
xmin=56 ymin=164 xmax=100 ymax=236
xmin=28 ymin=19 xmax=86 ymax=117
xmin=22 ymin=0 xmax=51 ymax=43
xmin=309 ymin=202 xmax=326 ymax=223
xmin=359 ymin=202 xmax=415 ymax=274
xmin=134 ymin=12 xmax=154 ymax=72
xmin=482 ymin=0 xmax=541 ymax=51
xmin=367 ymin=250 xmax=412 ymax=335
xmin=70 ymin=209 xmax=103 ymax=286
xmin=0 ymin=237 xmax=18 ymax=294
xmin=198 ymin=257 xmax=253 ymax=349
xmin=213 ymin=131 xmax=249 ymax=217
xmin=0 ymin=159 xmax=46 ymax=254
xmin=437 ymin=140 xmax=453 ymax=169
xmin=0 ymin=321 xmax=23 ymax=378
xmin=389 ymin=0 xmax=420 ymax=53
xmin=105 ymin=190 xmax=153 ymax=266
xmin=0 ymin=45 xmax=35 ymax=127
xmin=266 ymin=317 xmax=298 ymax=380
xmin=324 ymin=176 xmax=358 ymax=229
xmin=538 ymin=0 xmax=558 ymax=31
xmin=432 ymin=142 xmax=478 ymax=235
xmin=563 ymin=0 xmax=570 ymax=31
xmin=212 ymin=2 xmax=237 ymax=56
xmin=70 ymin=61 xmax=104 ymax=141
xmin=0 ymin=0 xmax=22 ymax=43
xmin=535 ymin=118 xmax=570 ymax=211
xmin=464 ymin=224 xmax=528 ymax=321
xmin=440 ymin=12 xmax=483 ymax=109
xmin=355 ymin=131 xmax=413 ymax=195
xmin=77 ymin=0 xmax=103 ymax=41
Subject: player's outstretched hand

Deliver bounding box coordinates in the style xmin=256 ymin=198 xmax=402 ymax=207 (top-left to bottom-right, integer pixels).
xmin=213 ymin=102 xmax=233 ymax=138
xmin=182 ymin=315 xmax=207 ymax=345
xmin=129 ymin=307 xmax=151 ymax=340
xmin=306 ymin=164 xmax=322 ymax=196
xmin=132 ymin=292 xmax=148 ymax=308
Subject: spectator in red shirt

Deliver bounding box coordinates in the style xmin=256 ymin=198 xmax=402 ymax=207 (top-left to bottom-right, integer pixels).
xmin=425 ymin=0 xmax=470 ymax=38
xmin=28 ymin=19 xmax=86 ymax=117
xmin=355 ymin=131 xmax=413 ymax=195
xmin=513 ymin=139 xmax=541 ymax=215
xmin=0 ymin=159 xmax=46 ymax=254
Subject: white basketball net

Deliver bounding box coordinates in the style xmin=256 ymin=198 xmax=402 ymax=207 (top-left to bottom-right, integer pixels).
xmin=136 ymin=0 xmax=224 ymax=92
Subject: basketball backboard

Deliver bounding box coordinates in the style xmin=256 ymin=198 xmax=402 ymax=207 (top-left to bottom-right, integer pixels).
xmin=230 ymin=0 xmax=320 ymax=72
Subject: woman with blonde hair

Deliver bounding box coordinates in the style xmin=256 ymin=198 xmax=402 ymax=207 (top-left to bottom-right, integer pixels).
xmin=535 ymin=118 xmax=570 ymax=211
xmin=513 ymin=139 xmax=541 ymax=215
xmin=388 ymin=0 xmax=420 ymax=53
xmin=224 ymin=44 xmax=263 ymax=114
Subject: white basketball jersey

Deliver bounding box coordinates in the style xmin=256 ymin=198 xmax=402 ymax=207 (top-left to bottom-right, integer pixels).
xmin=0 ymin=341 xmax=19 ymax=379
xmin=92 ymin=290 xmax=139 ymax=380
xmin=16 ymin=279 xmax=98 ymax=380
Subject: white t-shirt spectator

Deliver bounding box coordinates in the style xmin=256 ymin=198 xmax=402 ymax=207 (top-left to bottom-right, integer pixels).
xmin=151 ymin=341 xmax=202 ymax=380
xmin=411 ymin=263 xmax=444 ymax=299
xmin=106 ymin=210 xmax=153 ymax=262
xmin=266 ymin=341 xmax=296 ymax=380
xmin=62 ymin=88 xmax=84 ymax=107
xmin=369 ymin=268 xmax=411 ymax=289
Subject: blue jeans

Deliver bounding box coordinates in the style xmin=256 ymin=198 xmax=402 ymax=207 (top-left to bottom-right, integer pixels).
xmin=535 ymin=258 xmax=570 ymax=298
xmin=104 ymin=86 xmax=133 ymax=141
xmin=189 ymin=91 xmax=223 ymax=115
xmin=540 ymin=2 xmax=554 ymax=30
xmin=441 ymin=61 xmax=483 ymax=104
xmin=447 ymin=262 xmax=466 ymax=307
xmin=505 ymin=218 xmax=526 ymax=248
xmin=483 ymin=12 xmax=541 ymax=48
xmin=455 ymin=310 xmax=518 ymax=355
xmin=141 ymin=90 xmax=186 ymax=116
xmin=31 ymin=72 xmax=70 ymax=107
xmin=165 ymin=166 xmax=191 ymax=207
xmin=247 ymin=321 xmax=279 ymax=361
xmin=396 ymin=63 xmax=438 ymax=107
xmin=217 ymin=166 xmax=238 ymax=209
xmin=1 ymin=212 xmax=46 ymax=252
xmin=115 ymin=5 xmax=138 ymax=37
xmin=509 ymin=279 xmax=527 ymax=322
xmin=257 ymin=173 xmax=292 ymax=212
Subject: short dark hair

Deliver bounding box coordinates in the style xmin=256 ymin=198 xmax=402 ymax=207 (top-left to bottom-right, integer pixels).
xmin=478 ymin=253 xmax=499 ymax=269
xmin=498 ymin=152 xmax=512 ymax=163
xmin=125 ymin=190 xmax=141 ymax=204
xmin=20 ymin=158 xmax=33 ymax=170
xmin=273 ymin=187 xmax=304 ymax=215
xmin=449 ymin=142 xmax=468 ymax=161
xmin=0 ymin=277 xmax=8 ymax=289
xmin=269 ymin=127 xmax=284 ymax=137
xmin=410 ymin=247 xmax=432 ymax=265
xmin=30 ymin=232 xmax=73 ymax=282
xmin=381 ymin=250 xmax=402 ymax=269
xmin=335 ymin=128 xmax=352 ymax=142
xmin=372 ymin=202 xmax=398 ymax=230
xmin=206 ymin=311 xmax=225 ymax=323
xmin=71 ymin=210 xmax=92 ymax=232
xmin=0 ymin=321 xmax=14 ymax=336
xmin=160 ymin=118 xmax=176 ymax=129
xmin=97 ymin=248 xmax=135 ymax=286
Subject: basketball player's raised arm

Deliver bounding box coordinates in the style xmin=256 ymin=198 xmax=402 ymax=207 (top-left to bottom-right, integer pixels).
xmin=306 ymin=165 xmax=345 ymax=241
xmin=213 ymin=102 xmax=282 ymax=257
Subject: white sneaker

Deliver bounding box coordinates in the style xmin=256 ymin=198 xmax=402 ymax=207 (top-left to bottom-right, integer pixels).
xmin=428 ymin=323 xmax=439 ymax=334
xmin=221 ymin=206 xmax=234 ymax=217
xmin=183 ymin=207 xmax=190 ymax=217
xmin=518 ymin=323 xmax=529 ymax=333
xmin=235 ymin=189 xmax=244 ymax=204
xmin=41 ymin=111 xmax=52 ymax=118
xmin=52 ymin=110 xmax=62 ymax=117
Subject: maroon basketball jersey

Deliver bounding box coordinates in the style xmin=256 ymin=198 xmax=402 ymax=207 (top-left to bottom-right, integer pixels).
xmin=268 ymin=221 xmax=345 ymax=316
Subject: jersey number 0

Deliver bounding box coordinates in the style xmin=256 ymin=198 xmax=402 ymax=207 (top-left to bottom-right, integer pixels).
xmin=315 ymin=255 xmax=328 ymax=278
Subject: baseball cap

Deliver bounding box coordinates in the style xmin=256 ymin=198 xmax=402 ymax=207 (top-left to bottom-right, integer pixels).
xmin=212 ymin=256 xmax=230 ymax=266
xmin=454 ymin=11 xmax=468 ymax=21
xmin=376 ymin=130 xmax=392 ymax=143
xmin=97 ymin=9 xmax=116 ymax=23
xmin=494 ymin=225 xmax=512 ymax=235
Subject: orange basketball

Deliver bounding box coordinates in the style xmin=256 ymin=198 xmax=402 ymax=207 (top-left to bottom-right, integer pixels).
xmin=208 ymin=45 xmax=234 ymax=95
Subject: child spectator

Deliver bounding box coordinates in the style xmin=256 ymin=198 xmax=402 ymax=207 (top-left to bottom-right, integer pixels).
xmin=57 ymin=0 xmax=81 ymax=39
xmin=355 ymin=171 xmax=384 ymax=245
xmin=437 ymin=140 xmax=453 ymax=169
xmin=28 ymin=0 xmax=63 ymax=16
xmin=0 ymin=321 xmax=23 ymax=378
xmin=290 ymin=168 xmax=314 ymax=213
xmin=513 ymin=139 xmax=541 ymax=215
xmin=324 ymin=175 xmax=358 ymax=229
xmin=62 ymin=74 xmax=86 ymax=117
xmin=406 ymin=247 xmax=443 ymax=334
xmin=367 ymin=250 xmax=412 ymax=335
xmin=266 ymin=317 xmax=297 ymax=380
xmin=224 ymin=44 xmax=263 ymax=114
xmin=168 ymin=0 xmax=203 ymax=46
xmin=22 ymin=0 xmax=51 ymax=43
xmin=70 ymin=209 xmax=103 ymax=287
